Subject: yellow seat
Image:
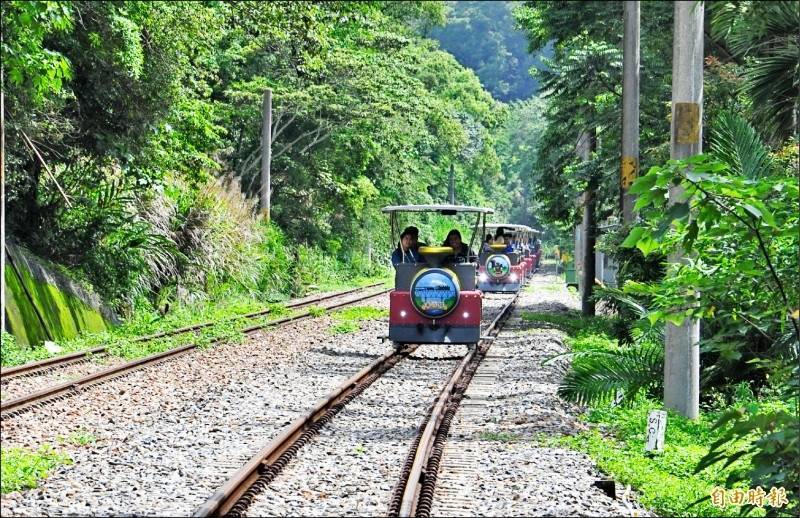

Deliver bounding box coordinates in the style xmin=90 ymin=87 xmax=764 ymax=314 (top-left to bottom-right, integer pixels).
xmin=418 ymin=246 xmax=454 ymax=255
xmin=489 ymin=244 xmax=507 ymax=251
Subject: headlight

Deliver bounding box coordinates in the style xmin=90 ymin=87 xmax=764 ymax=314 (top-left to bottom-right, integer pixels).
xmin=478 ymin=273 xmax=488 ymax=282
xmin=509 ymin=273 xmax=519 ymax=282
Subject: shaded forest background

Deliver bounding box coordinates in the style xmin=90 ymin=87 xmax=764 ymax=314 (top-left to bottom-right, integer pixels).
xmin=429 ymin=1 xmax=551 ymax=101
xmin=3 ymin=1 xmax=548 ymax=316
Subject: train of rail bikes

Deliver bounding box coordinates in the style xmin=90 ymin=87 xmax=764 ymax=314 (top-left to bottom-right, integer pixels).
xmin=383 ymin=204 xmax=540 ymax=349
xmin=478 ymin=223 xmax=542 ymax=293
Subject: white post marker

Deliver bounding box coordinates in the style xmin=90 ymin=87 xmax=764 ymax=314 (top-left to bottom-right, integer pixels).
xmin=645 ymin=410 xmax=667 ymax=452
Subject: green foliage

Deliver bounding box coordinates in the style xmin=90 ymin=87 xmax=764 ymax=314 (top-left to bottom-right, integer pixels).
xmin=528 ymin=307 xmax=663 ymax=406
xmin=493 ymin=97 xmax=549 ymax=228
xmin=514 ymin=1 xmax=673 ymax=231
xmin=1 ymin=445 xmax=72 ymax=494
xmin=329 ymin=321 xmax=360 ymax=335
xmin=550 ymin=397 xmax=763 ymax=517
xmin=696 ymin=367 xmax=799 ymax=516
xmin=622 ymin=132 xmax=799 ymax=351
xmin=307 ymin=306 xmax=326 ymax=318
xmin=547 ymin=341 xmax=664 ymax=406
xmin=708 ymin=1 xmax=800 ymax=143
xmin=0 ymin=331 xmax=27 ymax=366
xmin=333 ymin=306 xmax=390 ymax=322
xmin=429 ymin=1 xmax=547 ymax=101
xmin=711 ymin=111 xmax=774 ymax=180
xmin=57 ymin=429 xmax=97 ymax=447
xmin=520 ymin=310 xmax=614 ymax=339
xmin=4 ymin=1 xmax=500 ymax=323
xmin=620 ymin=113 xmax=799 ymax=510
xmin=0 ymin=1 xmax=73 ymax=102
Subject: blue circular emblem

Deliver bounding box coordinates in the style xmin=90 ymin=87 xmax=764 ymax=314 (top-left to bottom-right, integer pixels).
xmin=486 ymin=254 xmax=511 ymax=279
xmin=410 ymin=268 xmax=460 ymax=318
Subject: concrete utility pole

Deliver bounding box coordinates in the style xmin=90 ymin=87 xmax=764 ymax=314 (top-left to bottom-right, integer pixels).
xmin=448 ymin=163 xmax=455 ymax=204
xmin=260 ymin=89 xmax=272 ymax=221
xmin=1 ymin=88 xmax=5 ymax=335
xmin=665 ymin=0 xmax=704 ymax=419
xmin=578 ymin=130 xmax=597 ymax=316
xmin=621 ymin=1 xmax=640 ymax=224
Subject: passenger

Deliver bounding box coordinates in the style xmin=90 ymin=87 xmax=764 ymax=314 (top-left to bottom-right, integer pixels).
xmin=494 ymin=227 xmax=505 ymax=244
xmin=495 ymin=228 xmax=513 ymax=253
xmin=404 ymin=225 xmax=428 ymax=248
xmin=481 ymin=233 xmax=494 ymax=253
xmin=443 ymin=229 xmax=475 ymax=263
xmin=392 ymin=228 xmax=425 ymax=266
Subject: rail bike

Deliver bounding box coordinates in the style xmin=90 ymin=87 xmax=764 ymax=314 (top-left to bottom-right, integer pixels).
xmin=383 ymin=204 xmax=493 ymax=345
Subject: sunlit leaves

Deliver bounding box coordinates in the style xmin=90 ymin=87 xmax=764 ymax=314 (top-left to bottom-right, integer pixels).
xmin=621 ymin=142 xmax=798 ymax=355
xmin=1 ymin=1 xmax=73 ymax=103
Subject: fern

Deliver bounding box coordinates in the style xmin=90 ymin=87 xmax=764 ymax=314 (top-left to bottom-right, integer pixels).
xmin=595 ymin=286 xmax=664 ymax=346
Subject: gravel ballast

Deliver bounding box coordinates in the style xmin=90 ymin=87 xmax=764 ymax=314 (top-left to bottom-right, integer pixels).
xmin=1 ymin=292 xmax=510 ymax=516
xmin=1 ymin=295 xmax=391 ymax=517
xmin=244 ymin=343 xmax=467 ymax=517
xmin=429 ymin=269 xmax=650 ymax=517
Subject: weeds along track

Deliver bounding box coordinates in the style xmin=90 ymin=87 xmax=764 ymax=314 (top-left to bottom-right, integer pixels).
xmin=1 ymin=284 xmax=380 ymax=382
xmin=193 ymin=293 xmax=517 ymax=518
xmin=0 ymin=284 xmax=387 ymax=417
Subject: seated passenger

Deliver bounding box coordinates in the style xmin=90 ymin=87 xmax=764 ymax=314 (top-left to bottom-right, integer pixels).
xmin=392 ymin=228 xmax=425 ymax=267
xmin=403 ymin=225 xmax=429 ymax=248
xmin=443 ymin=229 xmax=476 ymax=263
xmin=494 ymin=229 xmax=513 ymax=253
xmin=480 ymin=234 xmax=494 ymax=254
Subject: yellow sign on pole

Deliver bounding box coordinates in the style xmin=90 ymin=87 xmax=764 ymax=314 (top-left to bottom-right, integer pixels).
xmin=674 ymin=102 xmax=700 ymax=144
xmin=621 ymin=156 xmax=638 ymax=188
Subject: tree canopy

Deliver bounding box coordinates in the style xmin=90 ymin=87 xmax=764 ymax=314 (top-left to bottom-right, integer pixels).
xmin=429 ymin=1 xmax=550 ymax=101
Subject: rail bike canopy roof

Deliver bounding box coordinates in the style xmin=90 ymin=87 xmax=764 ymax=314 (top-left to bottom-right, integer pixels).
xmin=381 ymin=204 xmax=494 ymax=215
xmin=485 ymin=223 xmax=541 ymax=233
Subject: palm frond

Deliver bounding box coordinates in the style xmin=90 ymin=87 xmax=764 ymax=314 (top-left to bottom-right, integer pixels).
xmin=549 ymin=342 xmax=664 ymax=406
xmin=595 ymin=286 xmax=648 ymax=319
xmin=708 ymin=1 xmax=800 ymax=142
xmin=710 ymin=111 xmax=774 ymax=179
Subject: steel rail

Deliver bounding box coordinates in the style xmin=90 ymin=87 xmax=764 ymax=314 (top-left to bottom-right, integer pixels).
xmin=193 ymin=344 xmax=416 ymax=518
xmin=193 ymin=292 xmax=519 ymax=518
xmin=1 ymin=287 xmax=390 ymax=416
xmin=1 ymin=283 xmax=383 ymax=379
xmin=396 ymin=291 xmax=519 ymax=517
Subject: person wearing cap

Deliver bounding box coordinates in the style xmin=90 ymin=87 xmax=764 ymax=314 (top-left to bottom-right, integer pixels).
xmin=392 ymin=227 xmax=427 ymax=266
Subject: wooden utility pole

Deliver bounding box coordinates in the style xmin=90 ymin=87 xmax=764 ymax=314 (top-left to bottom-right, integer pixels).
xmin=448 ymin=163 xmax=455 ymax=204
xmin=621 ymin=0 xmax=640 ymax=224
xmin=260 ymin=89 xmax=272 ymax=221
xmin=665 ymin=1 xmax=703 ymax=419
xmin=578 ymin=130 xmax=597 ymax=316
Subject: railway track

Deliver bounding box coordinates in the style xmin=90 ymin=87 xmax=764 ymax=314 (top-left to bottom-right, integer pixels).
xmin=192 ymin=291 xmax=518 ymax=518
xmin=0 ymin=284 xmax=389 ymax=417
xmin=1 ymin=284 xmax=382 ymax=382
